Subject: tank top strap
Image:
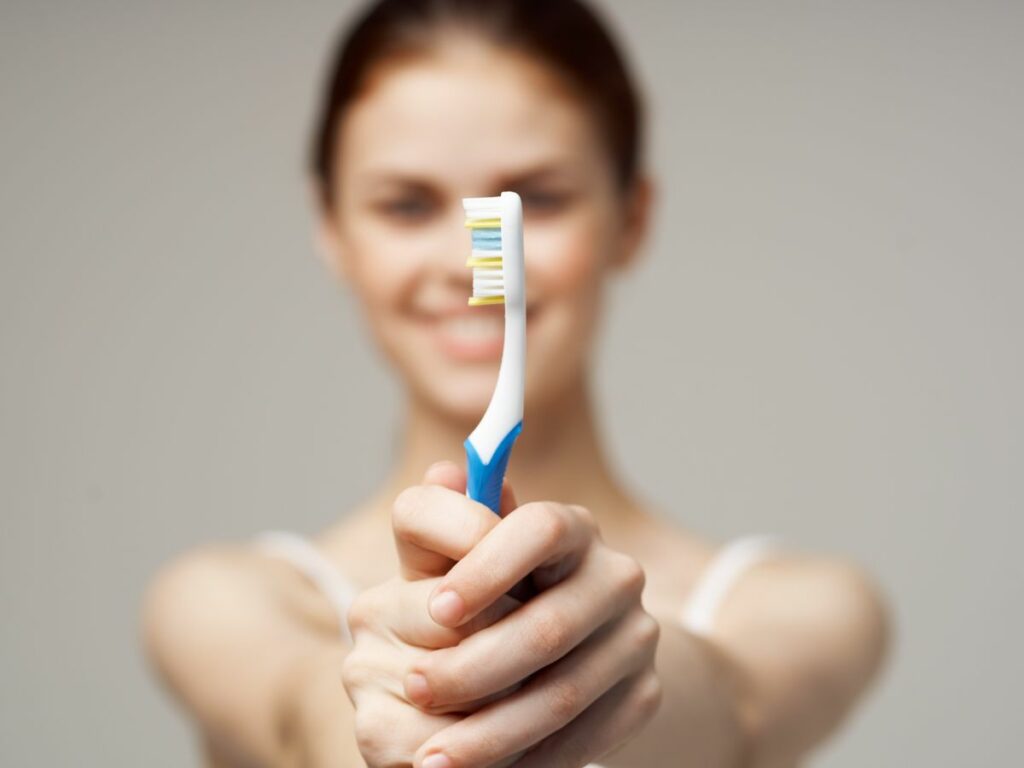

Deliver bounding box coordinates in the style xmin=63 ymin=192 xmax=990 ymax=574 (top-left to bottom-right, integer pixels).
xmin=252 ymin=530 xmax=781 ymax=645
xmin=253 ymin=530 xmax=359 ymax=645
xmin=680 ymin=534 xmax=783 ymax=636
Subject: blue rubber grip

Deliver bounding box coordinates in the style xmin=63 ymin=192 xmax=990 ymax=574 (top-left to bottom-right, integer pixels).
xmin=465 ymin=421 xmax=522 ymax=515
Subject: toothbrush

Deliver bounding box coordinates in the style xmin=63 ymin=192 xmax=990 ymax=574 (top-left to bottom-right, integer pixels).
xmin=461 ymin=191 xmax=526 ymax=515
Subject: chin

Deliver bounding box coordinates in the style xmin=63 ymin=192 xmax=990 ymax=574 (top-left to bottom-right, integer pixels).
xmin=415 ymin=365 xmax=503 ymax=424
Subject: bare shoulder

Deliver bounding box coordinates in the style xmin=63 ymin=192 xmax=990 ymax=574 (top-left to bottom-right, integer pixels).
xmin=724 ymin=553 xmax=891 ymax=662
xmin=142 ymin=542 xmax=338 ymax=672
xmin=143 ymin=544 xmax=262 ymax=678
xmin=141 ymin=542 xmax=346 ymax=764
xmin=715 ymin=549 xmax=892 ymax=741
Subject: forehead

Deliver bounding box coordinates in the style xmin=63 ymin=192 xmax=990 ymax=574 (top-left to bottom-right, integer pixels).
xmin=336 ymin=42 xmax=603 ymax=189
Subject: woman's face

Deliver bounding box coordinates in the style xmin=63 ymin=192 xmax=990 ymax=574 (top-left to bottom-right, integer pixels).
xmin=316 ymin=37 xmax=651 ymax=422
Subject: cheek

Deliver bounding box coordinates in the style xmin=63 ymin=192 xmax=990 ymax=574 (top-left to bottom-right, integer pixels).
xmin=524 ymin=211 xmax=615 ymax=397
xmin=340 ymin=224 xmax=436 ymax=378
xmin=526 ymin=213 xmax=610 ymax=302
xmin=347 ymin=224 xmax=421 ymax=314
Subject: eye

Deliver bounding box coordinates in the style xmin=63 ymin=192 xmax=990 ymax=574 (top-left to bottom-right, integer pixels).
xmin=519 ymin=189 xmax=572 ymax=215
xmin=375 ymin=193 xmax=438 ymax=223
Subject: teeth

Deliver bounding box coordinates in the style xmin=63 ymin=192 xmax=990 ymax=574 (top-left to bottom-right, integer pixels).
xmin=439 ymin=313 xmax=504 ymax=341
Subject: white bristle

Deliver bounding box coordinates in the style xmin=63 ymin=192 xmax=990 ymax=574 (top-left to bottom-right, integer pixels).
xmin=463 ymin=195 xmax=506 ymax=301
xmin=471 ymin=269 xmax=503 ymax=298
xmin=463 ymin=197 xmax=503 ymax=217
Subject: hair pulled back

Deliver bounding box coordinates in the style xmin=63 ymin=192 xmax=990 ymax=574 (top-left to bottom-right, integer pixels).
xmin=308 ymin=0 xmax=646 ymax=207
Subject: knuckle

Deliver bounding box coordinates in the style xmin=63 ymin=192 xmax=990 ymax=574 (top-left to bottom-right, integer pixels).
xmin=571 ymin=504 xmax=598 ymax=533
xmin=632 ymin=612 xmax=661 ymax=651
xmin=530 ymin=502 xmax=570 ymax=547
xmin=391 ymin=486 xmax=424 ymax=538
xmin=613 ymin=552 xmax=647 ymax=599
xmin=525 ymin=606 xmax=574 ymax=659
xmin=339 ymin=651 xmax=372 ymax=695
xmin=352 ymin=703 xmax=391 ymax=759
xmin=344 ymin=591 xmax=376 ymax=634
xmin=636 ymin=671 xmax=664 ymax=717
xmin=339 ymin=653 xmax=356 ymax=689
xmin=419 ymin=652 xmax=468 ymax=705
xmin=545 ymin=676 xmax=585 ymax=721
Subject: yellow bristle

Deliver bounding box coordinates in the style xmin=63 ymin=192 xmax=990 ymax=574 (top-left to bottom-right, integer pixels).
xmin=468 ymin=295 xmax=505 ymax=306
xmin=464 ymin=218 xmax=502 ymax=229
xmin=466 ymin=256 xmax=503 ymax=267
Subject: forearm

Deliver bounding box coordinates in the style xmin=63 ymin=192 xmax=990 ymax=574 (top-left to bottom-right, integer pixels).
xmin=600 ymin=614 xmax=753 ymax=768
xmin=281 ymin=645 xmax=366 ymax=768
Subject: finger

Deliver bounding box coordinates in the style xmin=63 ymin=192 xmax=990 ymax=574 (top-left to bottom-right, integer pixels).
xmin=426 ymin=459 xmax=518 ymax=522
xmin=347 ymin=689 xmax=460 ymax=767
xmin=407 ymin=548 xmax=645 ymax=709
xmin=499 ymin=477 xmax=518 ymax=517
xmin=423 ymin=460 xmax=519 ymax=533
xmin=346 ymin=589 xmax=527 ymax=722
xmin=348 ymin=576 xmax=522 ymax=651
xmin=499 ymin=479 xmax=539 ymax=603
xmin=422 ymin=460 xmax=467 ymax=493
xmin=424 ymin=458 xmax=517 ymax=515
xmin=411 ymin=609 xmax=660 ymax=768
xmin=511 ymin=671 xmax=662 ymax=768
xmin=426 ymin=501 xmax=595 ymax=628
xmin=392 ymin=483 xmax=500 ymax=580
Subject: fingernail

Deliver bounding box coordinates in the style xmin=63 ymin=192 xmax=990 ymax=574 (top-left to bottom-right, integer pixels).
xmin=404 ymin=672 xmax=432 ymax=706
xmin=430 ymin=589 xmax=465 ymax=625
xmin=421 ymin=753 xmax=453 ymax=768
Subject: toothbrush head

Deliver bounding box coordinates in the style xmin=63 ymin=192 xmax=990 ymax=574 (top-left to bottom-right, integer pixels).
xmin=462 ymin=192 xmax=524 ymax=309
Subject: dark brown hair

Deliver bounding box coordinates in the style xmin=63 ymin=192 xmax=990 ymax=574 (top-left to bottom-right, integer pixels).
xmin=308 ymin=0 xmax=646 ymax=207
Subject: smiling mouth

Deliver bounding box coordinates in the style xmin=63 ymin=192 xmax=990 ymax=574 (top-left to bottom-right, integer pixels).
xmin=425 ymin=303 xmax=537 ymax=361
xmin=437 ymin=311 xmax=504 ymax=341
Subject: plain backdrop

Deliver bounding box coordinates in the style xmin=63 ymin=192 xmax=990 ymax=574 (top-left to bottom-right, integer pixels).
xmin=1 ymin=1 xmax=1021 ymax=765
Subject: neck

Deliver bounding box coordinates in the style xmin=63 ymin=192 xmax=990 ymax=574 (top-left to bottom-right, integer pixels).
xmin=372 ymin=375 xmax=645 ymax=534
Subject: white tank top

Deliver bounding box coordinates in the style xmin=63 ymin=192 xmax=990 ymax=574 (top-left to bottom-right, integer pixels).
xmin=254 ymin=530 xmax=781 ymax=766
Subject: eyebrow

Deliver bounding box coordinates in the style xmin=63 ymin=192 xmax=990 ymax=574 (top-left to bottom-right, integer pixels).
xmin=497 ymin=162 xmax=579 ymax=189
xmin=358 ymin=161 xmax=580 ymax=195
xmin=360 ymin=174 xmax=437 ymax=195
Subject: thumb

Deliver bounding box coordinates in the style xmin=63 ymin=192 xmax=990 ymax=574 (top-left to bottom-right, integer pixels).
xmin=420 ymin=461 xmax=534 ymax=601
xmin=422 ymin=460 xmax=467 ymax=493
xmin=422 ymin=460 xmax=519 ymax=518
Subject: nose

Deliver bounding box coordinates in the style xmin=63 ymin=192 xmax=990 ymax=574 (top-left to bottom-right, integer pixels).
xmin=431 ymin=203 xmax=474 ymax=289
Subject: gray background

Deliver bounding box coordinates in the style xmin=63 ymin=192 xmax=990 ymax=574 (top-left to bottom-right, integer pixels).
xmin=1 ymin=1 xmax=1020 ymax=765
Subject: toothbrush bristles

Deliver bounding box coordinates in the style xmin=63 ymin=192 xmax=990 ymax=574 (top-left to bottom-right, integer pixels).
xmin=463 ymin=200 xmax=504 ymax=305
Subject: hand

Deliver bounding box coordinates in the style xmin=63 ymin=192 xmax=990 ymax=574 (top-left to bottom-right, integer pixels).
xmin=405 ymin=478 xmax=663 ymax=768
xmin=341 ymin=462 xmax=523 ymax=767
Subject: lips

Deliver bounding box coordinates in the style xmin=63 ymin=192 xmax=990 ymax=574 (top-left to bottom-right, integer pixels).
xmin=423 ymin=304 xmax=534 ymax=362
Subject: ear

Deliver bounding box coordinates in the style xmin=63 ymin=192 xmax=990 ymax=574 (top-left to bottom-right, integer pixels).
xmin=610 ymin=173 xmax=656 ymax=273
xmin=307 ymin=178 xmax=350 ymax=283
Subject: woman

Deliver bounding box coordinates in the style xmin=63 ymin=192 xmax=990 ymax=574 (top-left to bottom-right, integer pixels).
xmin=142 ymin=1 xmax=890 ymax=766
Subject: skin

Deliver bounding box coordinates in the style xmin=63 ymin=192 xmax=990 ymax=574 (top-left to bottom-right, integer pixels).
xmin=142 ymin=33 xmax=890 ymax=768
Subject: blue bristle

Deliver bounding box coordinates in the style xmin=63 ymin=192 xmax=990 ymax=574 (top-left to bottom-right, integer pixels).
xmin=471 ymin=229 xmax=502 ymax=251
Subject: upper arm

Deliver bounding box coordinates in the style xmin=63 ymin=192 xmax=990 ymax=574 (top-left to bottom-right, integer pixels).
xmin=141 ymin=544 xmax=355 ymax=766
xmin=712 ymin=556 xmax=891 ymax=766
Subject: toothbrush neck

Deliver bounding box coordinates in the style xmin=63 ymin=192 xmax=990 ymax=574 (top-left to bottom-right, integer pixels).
xmin=470 ymin=302 xmax=525 ymax=454
xmin=386 ymin=373 xmax=638 ymax=522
